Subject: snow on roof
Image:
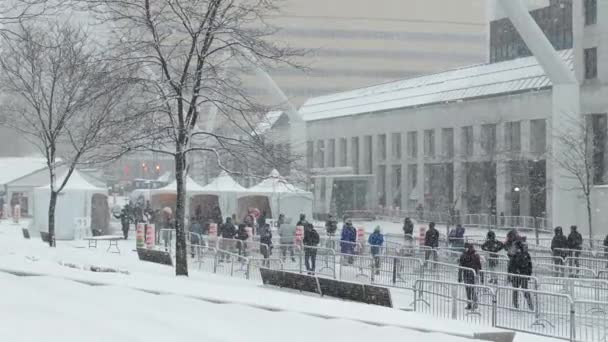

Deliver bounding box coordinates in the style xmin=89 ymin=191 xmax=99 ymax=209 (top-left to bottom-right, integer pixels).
xmin=253 ymin=111 xmax=283 ymax=135
xmin=152 ymin=176 xmax=206 ymax=193
xmin=299 ymin=49 xmax=573 ymax=122
xmin=37 ymin=169 xmax=105 ymax=191
xmin=0 ymin=157 xmax=47 ymax=186
xmin=200 ymin=171 xmax=246 ymax=192
xmin=249 ymin=169 xmax=309 ymax=194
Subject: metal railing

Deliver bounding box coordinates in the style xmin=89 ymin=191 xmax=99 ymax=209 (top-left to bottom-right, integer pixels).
xmin=574 ymin=300 xmax=608 ymax=342
xmin=535 ymin=263 xmax=597 ymax=279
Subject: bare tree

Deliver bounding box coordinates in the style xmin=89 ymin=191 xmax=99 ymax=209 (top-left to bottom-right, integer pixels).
xmin=80 ymin=0 xmax=302 ymax=276
xmin=0 ymin=21 xmax=140 ymax=246
xmin=553 ymin=115 xmax=598 ymax=247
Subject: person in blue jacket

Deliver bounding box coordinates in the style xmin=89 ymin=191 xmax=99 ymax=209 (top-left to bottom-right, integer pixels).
xmin=340 ymin=219 xmax=357 ymax=264
xmin=368 ymin=226 xmax=384 ymax=274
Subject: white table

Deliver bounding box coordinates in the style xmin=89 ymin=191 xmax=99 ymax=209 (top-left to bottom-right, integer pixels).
xmin=83 ymin=235 xmax=123 ymax=253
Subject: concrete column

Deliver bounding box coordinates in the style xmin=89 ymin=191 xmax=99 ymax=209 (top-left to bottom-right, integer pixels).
xmin=386 ymin=163 xmax=394 ymax=209
xmin=572 ymin=0 xmax=584 ymax=83
xmin=495 ymin=122 xmax=508 ymax=216
xmin=519 ymin=120 xmax=531 ymax=216
xmin=371 ymin=135 xmax=378 ymax=209
xmin=472 ymin=125 xmax=481 ymax=159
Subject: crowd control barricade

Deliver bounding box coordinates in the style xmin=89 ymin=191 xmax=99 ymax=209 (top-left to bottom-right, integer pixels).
xmin=573 ymin=300 xmax=608 ymax=342
xmin=538 ymin=277 xmax=608 ymax=303
xmin=422 ymin=260 xmax=478 ymax=284
xmin=535 ymin=263 xmax=597 ymax=279
xmin=369 ymin=255 xmax=424 ymax=289
xmin=412 ymin=279 xmax=496 ymax=327
xmin=565 ymin=257 xmax=607 ymax=273
xmin=479 ymin=270 xmax=539 ymax=290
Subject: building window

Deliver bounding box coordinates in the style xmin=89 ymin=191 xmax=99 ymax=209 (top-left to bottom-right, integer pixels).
xmin=407 ymin=131 xmax=418 ymax=158
xmin=364 ymin=135 xmax=372 ymax=174
xmin=306 ymin=141 xmax=314 ymax=169
xmin=316 ymin=140 xmax=325 ymax=168
xmin=392 ymin=165 xmax=402 ymax=208
xmin=408 ymin=164 xmax=418 ymax=193
xmin=339 ymin=138 xmax=347 ymax=167
xmin=585 ymin=47 xmax=598 ymax=80
xmin=391 ymin=132 xmax=402 ymax=160
xmin=352 ymin=137 xmax=359 ymax=174
xmin=377 ymin=165 xmax=386 ymax=206
xmin=328 ymin=139 xmax=336 ymax=168
xmin=585 ymin=0 xmax=597 ymax=26
xmin=378 ymin=134 xmax=387 ymax=161
xmin=481 ymin=124 xmax=496 ymax=155
xmin=423 ymin=129 xmax=435 ymax=157
xmin=461 ymin=126 xmax=474 ymax=157
xmin=591 ymin=114 xmax=607 ymax=184
xmin=442 ymin=128 xmax=454 ymax=158
xmin=530 ymin=119 xmax=547 ymax=154
xmin=505 ymin=121 xmax=521 ymax=152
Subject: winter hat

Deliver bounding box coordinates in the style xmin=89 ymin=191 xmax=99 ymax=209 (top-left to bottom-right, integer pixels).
xmin=374 ymin=226 xmax=381 ymax=233
xmin=464 ymin=242 xmax=474 ymax=250
xmin=487 ymin=231 xmax=496 ymax=240
xmin=555 ymin=226 xmax=563 ymax=234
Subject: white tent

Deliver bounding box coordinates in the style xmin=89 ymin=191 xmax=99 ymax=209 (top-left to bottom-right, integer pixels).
xmin=196 ymin=171 xmax=246 ymax=219
xmin=241 ymin=170 xmax=312 ymax=221
xmin=130 ymin=176 xmax=206 ymax=211
xmin=33 ymin=170 xmax=109 ymax=240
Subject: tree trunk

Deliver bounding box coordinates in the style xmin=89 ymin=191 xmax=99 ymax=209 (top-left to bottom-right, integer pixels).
xmin=586 ymin=195 xmax=594 ymax=249
xmin=174 ymin=151 xmax=189 ymax=276
xmin=48 ymin=191 xmax=58 ymax=247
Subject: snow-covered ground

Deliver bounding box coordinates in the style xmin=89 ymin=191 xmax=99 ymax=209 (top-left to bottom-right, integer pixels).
xmin=0 ymin=219 xmax=557 ymax=342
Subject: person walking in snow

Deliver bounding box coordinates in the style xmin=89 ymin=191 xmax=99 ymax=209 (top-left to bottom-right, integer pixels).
xmin=481 ymin=231 xmax=504 ymax=284
xmin=114 ymin=207 xmax=132 ymax=240
xmin=340 ymin=219 xmax=357 ymax=264
xmin=424 ymin=222 xmax=440 ymax=265
xmin=508 ymin=240 xmax=534 ymax=310
xmin=368 ymin=226 xmax=384 ymax=274
xmin=458 ymin=243 xmax=482 ymax=310
xmin=551 ymin=226 xmax=568 ymax=276
xmin=278 ymin=217 xmax=296 ymax=262
xmin=567 ymin=225 xmax=583 ymax=269
xmin=303 ymin=223 xmax=320 ymax=274
xmin=236 ymin=224 xmax=249 ymax=257
xmin=259 ymin=223 xmax=273 ymax=267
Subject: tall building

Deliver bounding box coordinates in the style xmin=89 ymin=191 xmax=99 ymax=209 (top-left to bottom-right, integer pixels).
xmin=296 ymin=0 xmax=608 ymax=236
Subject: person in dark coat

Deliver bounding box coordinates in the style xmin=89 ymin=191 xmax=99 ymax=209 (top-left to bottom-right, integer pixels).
xmin=567 ymin=225 xmax=583 ymax=268
xmin=114 ymin=207 xmax=132 ymax=240
xmin=481 ymin=231 xmax=504 ymax=283
xmin=340 ymin=219 xmax=357 ymax=264
xmin=296 ymin=213 xmax=308 ymax=227
xmin=325 ymin=214 xmax=338 ymax=237
xmin=218 ymin=217 xmax=237 ymax=259
xmin=458 ymin=243 xmax=482 ymax=310
xmin=508 ymin=240 xmax=534 ymax=310
xmin=505 ymin=229 xmax=521 ymax=259
xmin=368 ymin=226 xmax=384 ymax=274
xmin=449 ymin=224 xmax=466 ymax=249
xmin=403 ymin=217 xmax=414 ymax=238
xmin=424 ymin=222 xmax=439 ymax=264
xmin=604 ymin=234 xmax=608 ymax=266
xmin=303 ymin=223 xmax=320 ymax=274
xmin=257 ymin=211 xmax=267 ymax=233
xmin=236 ymin=224 xmax=249 ymax=256
xmin=259 ymin=224 xmax=273 ymax=266
xmin=551 ymin=226 xmax=568 ymax=275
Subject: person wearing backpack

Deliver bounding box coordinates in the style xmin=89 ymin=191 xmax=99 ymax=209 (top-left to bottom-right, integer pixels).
xmin=368 ymin=226 xmax=384 ymax=275
xmin=303 ymin=223 xmax=320 ymax=274
xmin=481 ymin=231 xmax=504 ymax=284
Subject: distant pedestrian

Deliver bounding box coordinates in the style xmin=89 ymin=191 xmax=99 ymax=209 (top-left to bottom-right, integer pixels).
xmin=303 ymin=223 xmax=320 ymax=274
xmin=508 ymin=240 xmax=534 ymax=310
xmin=448 ymin=224 xmax=466 ymax=249
xmin=325 ymin=214 xmax=338 ymax=237
xmin=278 ymin=217 xmax=296 ymax=262
xmin=236 ymin=224 xmax=249 ymax=256
xmin=551 ymin=226 xmax=568 ymax=276
xmin=368 ymin=226 xmax=384 ymax=275
xmin=113 ymin=207 xmax=132 ymax=240
xmin=403 ymin=217 xmax=414 ymax=240
xmin=340 ymin=219 xmax=357 ymax=264
xmin=567 ymin=225 xmax=583 ymax=268
xmin=297 ymin=213 xmax=308 ymax=227
xmin=458 ymin=243 xmax=482 ymax=310
xmin=424 ymin=222 xmax=439 ymax=265
xmin=260 ymin=223 xmax=273 ymax=266
xmin=481 ymin=231 xmax=504 ymax=283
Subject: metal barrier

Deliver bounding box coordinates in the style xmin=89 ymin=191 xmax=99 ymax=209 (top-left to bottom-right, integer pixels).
xmin=369 ymin=255 xmax=424 ymax=289
xmin=214 ymin=249 xmax=250 ymax=279
xmin=493 ymin=285 xmax=574 ymax=341
xmin=535 ymin=263 xmax=597 ymax=279
xmin=574 ymin=300 xmax=608 ymax=342
xmin=480 ymin=270 xmax=539 ymax=290
xmin=422 ymin=260 xmax=478 ymax=284
xmin=538 ymin=277 xmax=608 ymax=302
xmin=337 ymin=253 xmax=374 ymax=281
xmin=565 ymin=257 xmax=608 ymax=272
xmin=413 ymin=280 xmax=496 ymax=326
xmin=599 ymin=270 xmax=608 ymax=281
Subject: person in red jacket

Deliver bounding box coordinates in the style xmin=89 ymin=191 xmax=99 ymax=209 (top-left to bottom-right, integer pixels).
xmin=458 ymin=243 xmax=482 ymax=310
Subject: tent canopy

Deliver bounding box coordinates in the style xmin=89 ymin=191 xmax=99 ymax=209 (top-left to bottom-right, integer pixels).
xmin=240 ymin=170 xmax=312 ymax=221
xmin=200 ymin=171 xmax=246 ymax=193
xmin=150 ymin=176 xmax=206 ymax=195
xmin=34 ymin=169 xmax=109 ymax=240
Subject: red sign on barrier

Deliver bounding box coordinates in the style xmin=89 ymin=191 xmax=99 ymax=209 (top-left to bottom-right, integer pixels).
xmin=356 ymin=227 xmax=365 ymax=243
xmin=136 ymin=223 xmax=145 ymax=248
xmin=418 ymin=226 xmax=426 ymax=244
xmin=209 ymin=223 xmax=217 ymax=237
xmin=295 ymin=225 xmax=304 ymax=244
xmin=145 ymin=224 xmax=155 ymax=249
